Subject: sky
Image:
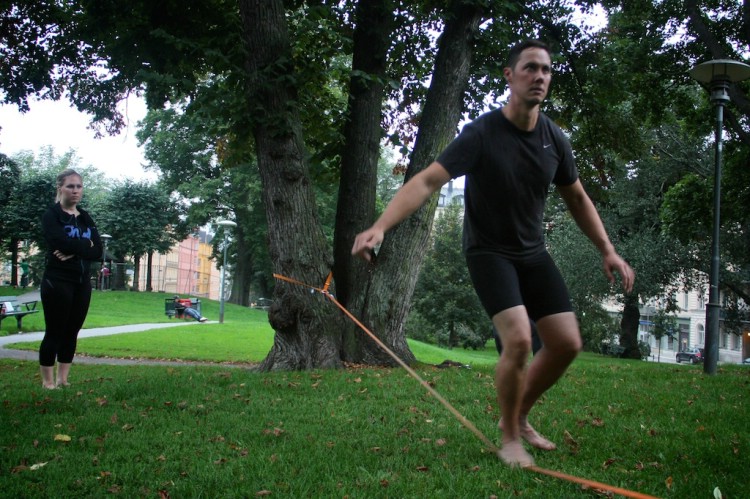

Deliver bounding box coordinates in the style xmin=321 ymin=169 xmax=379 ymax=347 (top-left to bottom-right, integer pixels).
xmin=0 ymin=96 xmax=156 ymax=181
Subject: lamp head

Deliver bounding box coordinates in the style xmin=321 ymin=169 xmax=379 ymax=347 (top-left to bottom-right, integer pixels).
xmin=690 ymin=59 xmax=750 ymax=104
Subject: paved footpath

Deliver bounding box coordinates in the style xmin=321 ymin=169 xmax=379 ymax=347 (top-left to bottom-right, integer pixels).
xmin=0 ymin=322 xmax=218 ymax=366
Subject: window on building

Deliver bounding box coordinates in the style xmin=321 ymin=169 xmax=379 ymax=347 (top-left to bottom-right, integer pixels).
xmin=698 ymin=324 xmax=704 ymax=345
xmin=722 ymin=333 xmax=729 ymax=349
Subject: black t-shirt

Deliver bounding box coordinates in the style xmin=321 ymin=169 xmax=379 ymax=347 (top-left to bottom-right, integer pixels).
xmin=437 ymin=109 xmax=578 ymax=257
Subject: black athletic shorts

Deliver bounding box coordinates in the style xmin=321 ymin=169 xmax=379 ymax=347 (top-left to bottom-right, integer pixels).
xmin=466 ymin=250 xmax=573 ymax=321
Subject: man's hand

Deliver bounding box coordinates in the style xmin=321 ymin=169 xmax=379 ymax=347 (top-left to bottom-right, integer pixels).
xmin=602 ymin=252 xmax=634 ymax=293
xmin=53 ymin=250 xmax=75 ymax=261
xmin=351 ymin=228 xmax=384 ymax=262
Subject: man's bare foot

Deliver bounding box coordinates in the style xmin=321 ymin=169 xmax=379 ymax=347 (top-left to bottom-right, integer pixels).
xmin=497 ymin=441 xmax=535 ymax=468
xmin=499 ymin=419 xmax=557 ymax=451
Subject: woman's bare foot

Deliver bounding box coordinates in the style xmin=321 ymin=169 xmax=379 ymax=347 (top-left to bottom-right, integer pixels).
xmin=42 ymin=383 xmax=57 ymax=390
xmin=497 ymin=441 xmax=535 ymax=468
xmin=499 ymin=419 xmax=557 ymax=451
xmin=56 ymin=381 xmax=70 ymax=388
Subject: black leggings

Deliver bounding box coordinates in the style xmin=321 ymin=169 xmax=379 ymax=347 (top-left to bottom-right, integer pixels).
xmin=39 ymin=277 xmax=92 ymax=366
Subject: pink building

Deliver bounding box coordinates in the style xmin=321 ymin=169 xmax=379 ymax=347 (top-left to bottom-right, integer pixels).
xmin=137 ymin=231 xmax=222 ymax=299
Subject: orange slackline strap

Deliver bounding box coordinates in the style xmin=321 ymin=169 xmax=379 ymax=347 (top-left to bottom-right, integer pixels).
xmin=526 ymin=466 xmax=659 ymax=499
xmin=273 ymin=273 xmax=660 ymax=499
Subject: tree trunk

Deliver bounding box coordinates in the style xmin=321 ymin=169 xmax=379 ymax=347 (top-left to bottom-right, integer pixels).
xmin=333 ymin=0 xmax=395 ymax=306
xmin=240 ymin=0 xmax=343 ymax=370
xmin=132 ymin=254 xmax=141 ymax=292
xmin=347 ymin=1 xmax=485 ymax=365
xmin=334 ymin=0 xmax=397 ymax=360
xmin=8 ymin=239 xmax=18 ymax=287
xmin=619 ymin=294 xmax=641 ymax=359
xmin=230 ymin=223 xmax=253 ymax=307
xmin=145 ymin=251 xmax=153 ymax=292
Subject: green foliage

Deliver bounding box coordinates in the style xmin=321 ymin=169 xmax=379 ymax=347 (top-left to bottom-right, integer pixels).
xmin=0 ymin=154 xmax=21 ymax=248
xmin=96 ymin=180 xmax=185 ymax=262
xmin=408 ymin=203 xmax=489 ymax=349
xmin=652 ymin=308 xmax=678 ymax=343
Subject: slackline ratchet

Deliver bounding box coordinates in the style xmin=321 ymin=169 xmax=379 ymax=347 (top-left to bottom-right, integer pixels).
xmin=273 ymin=272 xmax=660 ymax=499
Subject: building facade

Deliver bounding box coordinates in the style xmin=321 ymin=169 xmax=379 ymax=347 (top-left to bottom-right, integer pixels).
xmin=136 ymin=230 xmax=223 ymax=300
xmin=607 ymin=287 xmax=749 ymax=364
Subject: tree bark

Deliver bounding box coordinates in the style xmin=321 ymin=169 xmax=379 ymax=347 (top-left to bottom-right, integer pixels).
xmin=240 ymin=0 xmax=343 ymax=370
xmin=349 ymin=1 xmax=485 ymax=365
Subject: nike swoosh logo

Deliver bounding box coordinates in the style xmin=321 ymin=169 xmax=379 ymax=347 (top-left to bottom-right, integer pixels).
xmin=543 ymin=144 xmax=552 ymax=148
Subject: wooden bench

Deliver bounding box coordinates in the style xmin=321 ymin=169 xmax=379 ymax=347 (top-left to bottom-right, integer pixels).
xmin=0 ymin=295 xmax=40 ymax=329
xmin=165 ymin=298 xmax=201 ymax=319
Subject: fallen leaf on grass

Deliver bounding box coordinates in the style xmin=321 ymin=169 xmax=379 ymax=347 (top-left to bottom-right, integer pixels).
xmin=262 ymin=428 xmax=285 ymax=437
xmin=416 ymin=466 xmax=429 ymax=472
xmin=380 ymin=479 xmax=389 ymax=488
xmin=602 ymin=458 xmax=617 ymax=469
xmin=581 ymin=484 xmax=614 ymax=497
xmin=563 ymin=430 xmax=579 ymax=452
xmin=591 ymin=418 xmax=604 ymax=427
xmin=30 ymin=462 xmax=48 ymax=470
xmin=714 ymin=486 xmax=723 ymax=499
xmin=665 ymin=476 xmax=673 ymax=490
xmin=121 ymin=424 xmax=134 ymax=432
xmin=256 ymin=490 xmax=272 ymax=496
xmin=54 ymin=434 xmax=71 ymax=442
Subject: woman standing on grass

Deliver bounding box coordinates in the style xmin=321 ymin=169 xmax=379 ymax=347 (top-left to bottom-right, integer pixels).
xmin=39 ymin=169 xmax=103 ymax=389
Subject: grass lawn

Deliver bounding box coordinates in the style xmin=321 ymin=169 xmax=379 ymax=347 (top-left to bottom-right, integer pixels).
xmin=1 ymin=288 xmax=748 ymax=498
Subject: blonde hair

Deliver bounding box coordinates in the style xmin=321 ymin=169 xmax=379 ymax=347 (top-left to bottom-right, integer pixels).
xmin=55 ymin=169 xmax=82 ymax=203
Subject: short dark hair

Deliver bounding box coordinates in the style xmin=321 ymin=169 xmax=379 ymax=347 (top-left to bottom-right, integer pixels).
xmin=507 ymin=40 xmax=551 ymax=69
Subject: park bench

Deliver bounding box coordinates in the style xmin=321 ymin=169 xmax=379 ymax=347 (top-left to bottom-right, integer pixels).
xmin=0 ymin=295 xmax=40 ymax=330
xmin=165 ymin=298 xmax=201 ymax=319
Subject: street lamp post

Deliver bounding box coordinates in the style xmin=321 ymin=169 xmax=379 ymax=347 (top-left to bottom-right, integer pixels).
xmin=100 ymin=234 xmax=112 ymax=291
xmin=689 ymin=59 xmax=750 ymax=375
xmin=215 ymin=220 xmax=237 ymax=323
